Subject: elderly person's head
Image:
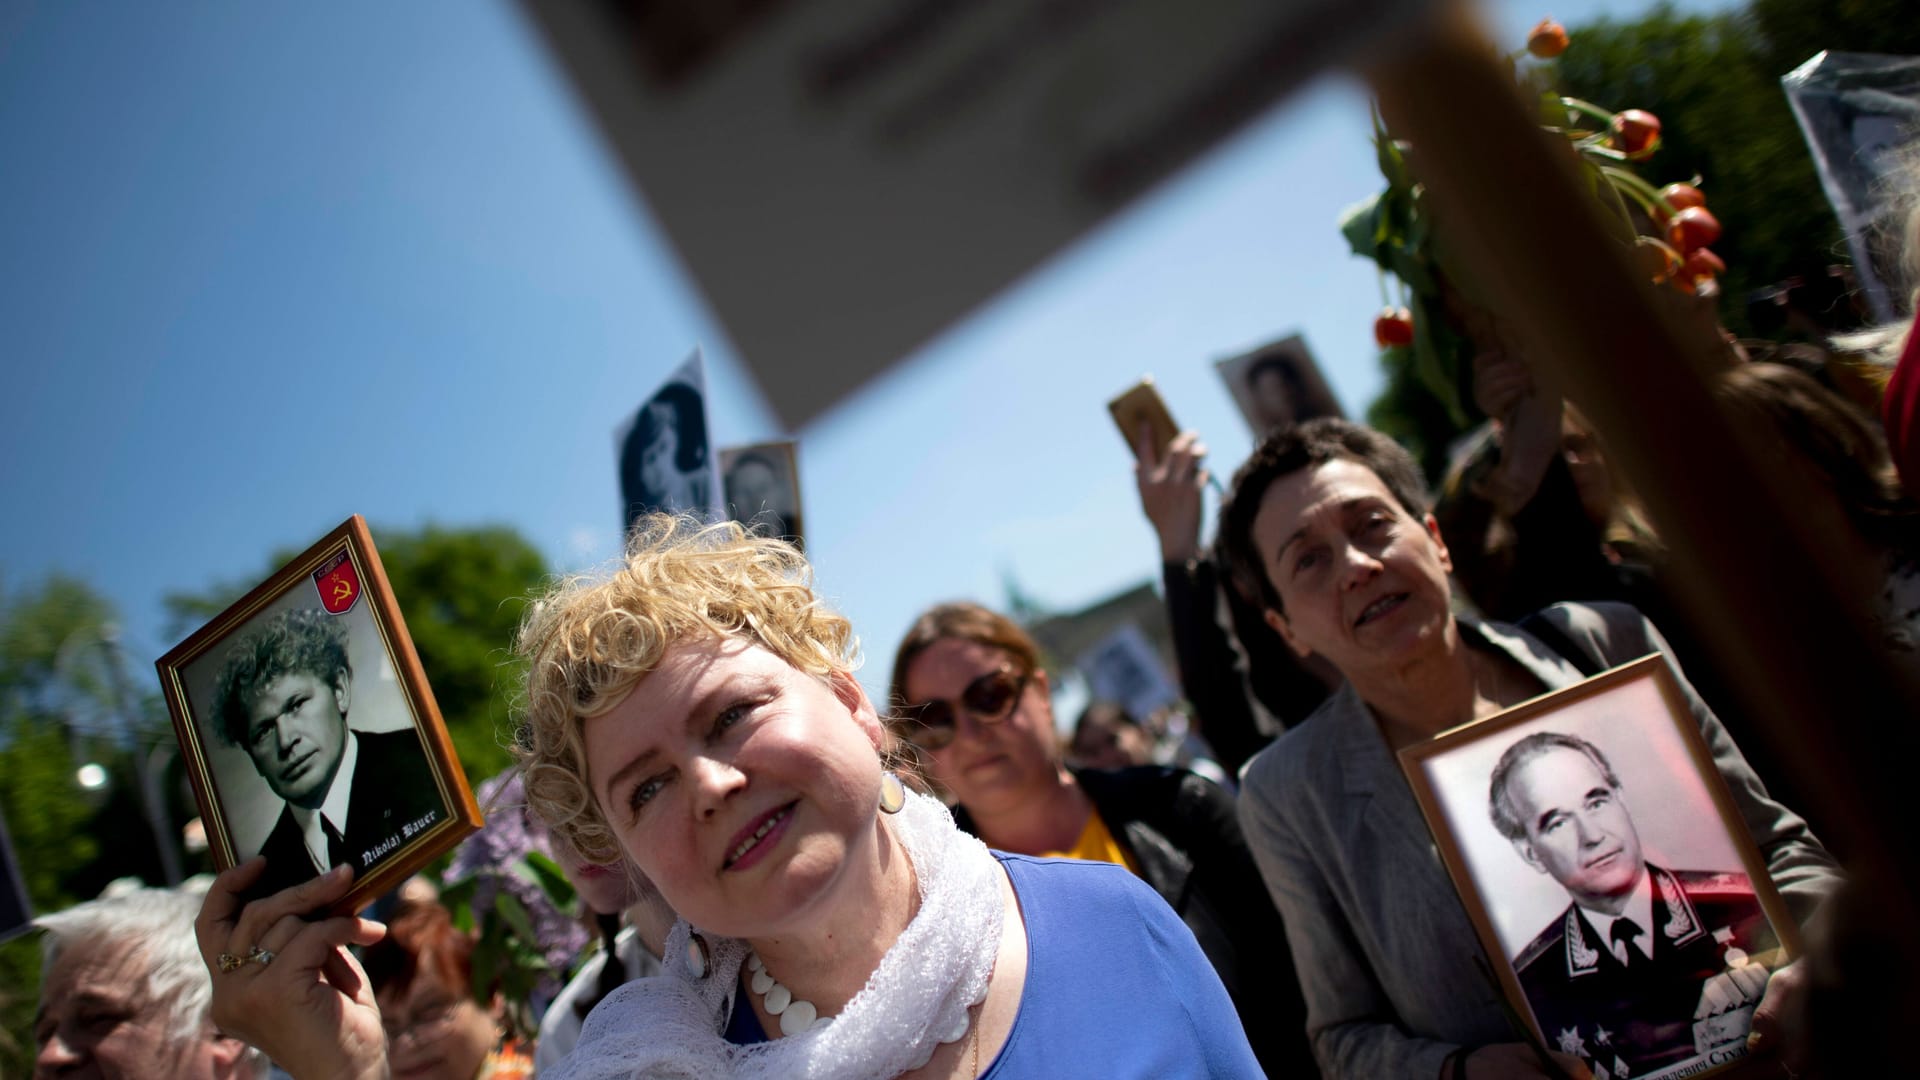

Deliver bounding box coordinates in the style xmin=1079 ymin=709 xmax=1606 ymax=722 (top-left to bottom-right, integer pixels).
xmin=887 ymin=602 xmax=1061 ymax=817
xmin=1487 ymin=732 xmax=1644 ymax=910
xmin=362 ymin=901 xmax=498 ymax=1080
xmin=35 ymin=885 xmax=263 ymax=1079
xmin=515 ymin=515 xmax=898 ymax=943
xmin=1217 ymin=417 xmax=1450 ymax=683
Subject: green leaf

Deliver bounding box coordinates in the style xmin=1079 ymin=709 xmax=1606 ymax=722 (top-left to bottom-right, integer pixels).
xmin=1338 ymin=193 xmax=1386 ymax=260
xmin=514 ymin=850 xmax=577 ymax=912
xmin=493 ymin=889 xmax=539 ymax=945
xmin=438 ymin=878 xmax=478 ymax=931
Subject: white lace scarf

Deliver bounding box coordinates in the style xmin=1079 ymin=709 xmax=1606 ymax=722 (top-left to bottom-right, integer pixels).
xmin=548 ymin=789 xmax=1004 ymax=1080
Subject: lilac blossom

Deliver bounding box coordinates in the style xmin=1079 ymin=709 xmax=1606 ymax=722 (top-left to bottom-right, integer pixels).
xmin=444 ymin=769 xmax=588 ymax=1010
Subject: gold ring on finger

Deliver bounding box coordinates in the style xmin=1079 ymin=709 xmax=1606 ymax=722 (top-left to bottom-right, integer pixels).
xmin=217 ymin=952 xmax=245 ymax=973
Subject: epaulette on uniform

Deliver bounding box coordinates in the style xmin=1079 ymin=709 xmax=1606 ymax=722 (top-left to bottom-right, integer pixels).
xmin=1515 ymin=918 xmax=1562 ymax=971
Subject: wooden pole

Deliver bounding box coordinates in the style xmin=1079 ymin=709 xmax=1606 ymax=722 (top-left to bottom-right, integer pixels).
xmin=1367 ymin=6 xmax=1919 ymax=1070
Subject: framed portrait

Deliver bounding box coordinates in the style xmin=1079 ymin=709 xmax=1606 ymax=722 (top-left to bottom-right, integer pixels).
xmin=1213 ymin=333 xmax=1344 ymax=438
xmin=618 ymin=347 xmax=722 ymax=534
xmin=1399 ymin=656 xmax=1800 ymax=1080
xmin=720 ymin=439 xmax=805 ymax=549
xmin=156 ymin=516 xmax=481 ymax=913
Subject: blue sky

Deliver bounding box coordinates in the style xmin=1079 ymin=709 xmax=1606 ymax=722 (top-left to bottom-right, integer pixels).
xmin=0 ymin=0 xmax=1736 ymax=711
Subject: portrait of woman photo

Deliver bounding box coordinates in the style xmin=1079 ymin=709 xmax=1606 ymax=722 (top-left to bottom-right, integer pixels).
xmin=620 ymin=382 xmax=713 ymax=526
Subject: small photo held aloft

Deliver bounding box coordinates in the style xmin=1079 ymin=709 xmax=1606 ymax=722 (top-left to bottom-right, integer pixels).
xmin=156 ymin=516 xmax=481 ymax=913
xmin=719 ymin=439 xmax=805 ymax=549
xmin=721 ymin=440 xmax=806 ymax=545
xmin=1399 ymin=656 xmax=1800 ymax=1080
xmin=1214 ymin=333 xmax=1344 ymax=437
xmin=618 ymin=348 xmax=721 ymax=535
xmin=1106 ymin=377 xmax=1180 ymax=462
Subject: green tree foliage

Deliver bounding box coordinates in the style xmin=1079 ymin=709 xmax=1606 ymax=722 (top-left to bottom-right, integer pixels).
xmin=164 ymin=524 xmax=549 ymax=788
xmin=374 ymin=526 xmax=548 ymax=785
xmin=1749 ymin=0 xmax=1920 ymax=75
xmin=0 ymin=577 xmax=122 ymax=908
xmin=0 ymin=576 xmax=138 ymax=1077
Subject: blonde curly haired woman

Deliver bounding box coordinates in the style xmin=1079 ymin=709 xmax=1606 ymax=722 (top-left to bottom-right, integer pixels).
xmin=195 ymin=516 xmax=1265 ymax=1079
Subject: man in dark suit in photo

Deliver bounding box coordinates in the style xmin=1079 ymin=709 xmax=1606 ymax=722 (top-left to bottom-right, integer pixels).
xmin=212 ymin=608 xmax=443 ymax=898
xmin=1489 ymin=731 xmax=1777 ymax=1077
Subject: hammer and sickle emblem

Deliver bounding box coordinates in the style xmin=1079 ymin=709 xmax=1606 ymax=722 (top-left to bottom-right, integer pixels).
xmin=331 ymin=579 xmax=353 ymax=603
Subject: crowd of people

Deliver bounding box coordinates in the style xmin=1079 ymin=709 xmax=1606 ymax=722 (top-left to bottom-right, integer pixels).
xmin=30 ymin=118 xmax=1920 ymax=1080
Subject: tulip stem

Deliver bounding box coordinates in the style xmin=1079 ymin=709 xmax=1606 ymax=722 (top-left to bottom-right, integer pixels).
xmin=1558 ymin=96 xmax=1617 ymax=125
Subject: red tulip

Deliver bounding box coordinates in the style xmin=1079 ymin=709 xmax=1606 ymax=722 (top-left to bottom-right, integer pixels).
xmin=1610 ymin=110 xmax=1661 ymax=159
xmin=1682 ymin=247 xmax=1725 ymax=282
xmin=1657 ymin=182 xmax=1705 ymax=221
xmin=1667 ymin=206 xmax=1722 ymax=254
xmin=1374 ymin=308 xmax=1414 ymax=348
xmin=1527 ymin=19 xmax=1569 ymax=59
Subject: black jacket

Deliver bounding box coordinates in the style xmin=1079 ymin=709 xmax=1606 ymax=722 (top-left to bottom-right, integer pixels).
xmin=955 ymin=765 xmax=1318 ymax=1077
xmin=1161 ymin=554 xmax=1332 ymax=776
xmin=252 ymin=727 xmax=446 ymax=899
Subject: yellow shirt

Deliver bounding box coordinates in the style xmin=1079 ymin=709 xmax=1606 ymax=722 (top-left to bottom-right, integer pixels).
xmin=1039 ymin=808 xmax=1138 ymax=875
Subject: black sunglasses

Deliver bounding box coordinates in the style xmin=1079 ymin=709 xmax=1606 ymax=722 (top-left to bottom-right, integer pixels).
xmin=897 ymin=666 xmax=1031 ymax=751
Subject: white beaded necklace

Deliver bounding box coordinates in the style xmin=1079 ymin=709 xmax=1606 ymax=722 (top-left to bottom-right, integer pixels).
xmin=747 ymin=948 xmax=980 ymax=1052
xmin=745 ymin=950 xmax=835 ymax=1036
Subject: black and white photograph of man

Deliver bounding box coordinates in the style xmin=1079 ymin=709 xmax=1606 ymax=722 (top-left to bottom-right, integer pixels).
xmin=1214 ymin=334 xmax=1343 ymax=437
xmin=720 ymin=440 xmax=803 ymax=547
xmin=1488 ymin=731 xmax=1777 ymax=1077
xmin=198 ymin=606 xmax=443 ymax=899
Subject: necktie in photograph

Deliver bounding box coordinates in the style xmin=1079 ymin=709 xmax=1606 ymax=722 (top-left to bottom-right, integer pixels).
xmin=1611 ymin=917 xmax=1651 ymax=966
xmin=324 ymin=817 xmax=349 ymax=870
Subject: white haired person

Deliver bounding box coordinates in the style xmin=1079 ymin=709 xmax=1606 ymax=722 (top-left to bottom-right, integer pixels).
xmin=36 ymin=884 xmax=265 ymax=1079
xmin=195 ymin=515 xmax=1266 ymax=1079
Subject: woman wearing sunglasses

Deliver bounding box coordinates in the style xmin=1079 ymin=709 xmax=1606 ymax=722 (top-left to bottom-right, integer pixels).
xmin=194 ymin=517 xmax=1266 ymax=1079
xmin=890 ymin=602 xmax=1317 ymax=1078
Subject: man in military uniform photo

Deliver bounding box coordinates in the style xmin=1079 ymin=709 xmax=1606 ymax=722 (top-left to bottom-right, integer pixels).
xmin=1489 ymin=731 xmax=1777 ymax=1077
xmin=211 ymin=607 xmax=443 ymax=897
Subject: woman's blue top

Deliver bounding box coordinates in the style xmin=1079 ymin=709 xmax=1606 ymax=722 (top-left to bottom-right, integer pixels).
xmin=725 ymin=851 xmax=1266 ymax=1078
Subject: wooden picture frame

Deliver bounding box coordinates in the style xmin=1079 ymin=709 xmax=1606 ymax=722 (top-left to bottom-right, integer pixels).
xmin=1399 ymin=656 xmax=1800 ymax=1079
xmin=156 ymin=516 xmax=482 ymax=913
